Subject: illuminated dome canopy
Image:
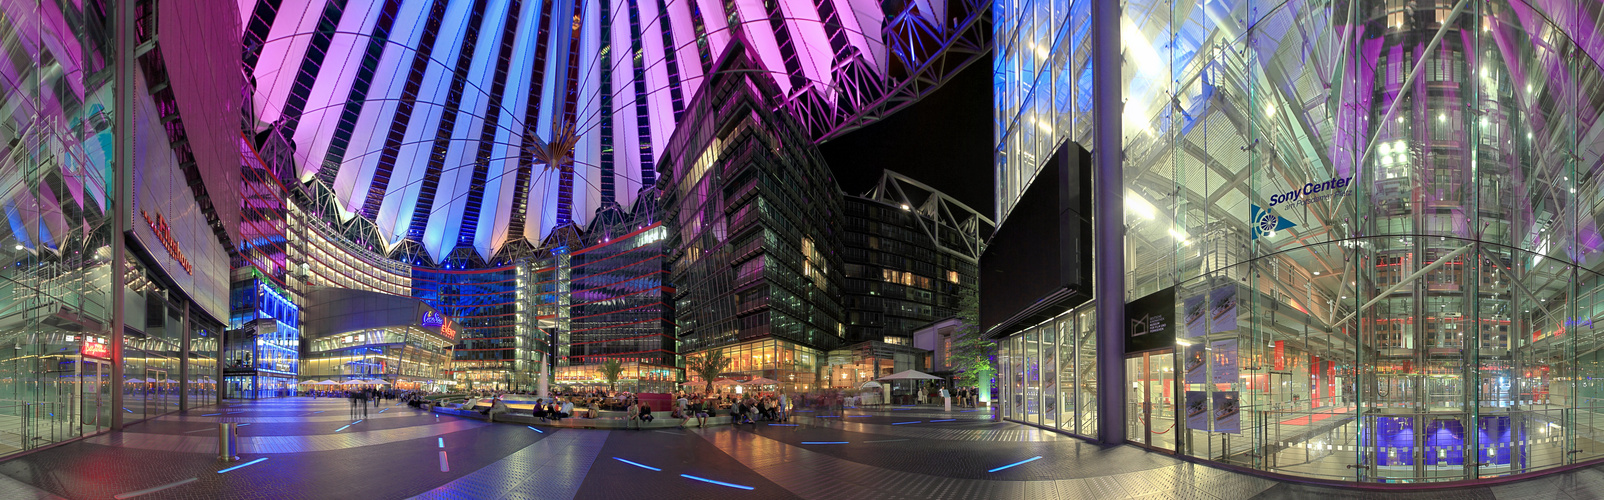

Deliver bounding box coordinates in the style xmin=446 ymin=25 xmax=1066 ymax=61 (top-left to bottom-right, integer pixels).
xmin=242 ymin=0 xmax=985 ymax=263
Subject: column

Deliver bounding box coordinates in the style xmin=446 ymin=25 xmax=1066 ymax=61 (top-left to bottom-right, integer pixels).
xmin=1092 ymin=0 xmax=1125 ymax=446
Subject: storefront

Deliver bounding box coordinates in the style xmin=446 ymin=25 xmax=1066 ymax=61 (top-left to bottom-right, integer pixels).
xmin=686 ymin=338 xmax=823 ymax=395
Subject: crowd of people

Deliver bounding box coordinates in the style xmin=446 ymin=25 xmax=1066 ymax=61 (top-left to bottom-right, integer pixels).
xmin=443 ymin=381 xmax=985 ymax=427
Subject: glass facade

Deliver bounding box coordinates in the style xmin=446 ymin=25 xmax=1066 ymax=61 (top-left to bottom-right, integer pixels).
xmin=664 ymin=48 xmax=846 ymax=358
xmin=687 ymin=338 xmax=823 ymax=395
xmin=559 ymin=220 xmax=678 ymax=392
xmin=996 ymin=0 xmax=1604 ymax=485
xmin=224 ymin=279 xmax=301 ymax=399
xmin=998 ymin=304 xmax=1097 ymax=439
xmin=302 ymin=326 xmax=453 ymax=390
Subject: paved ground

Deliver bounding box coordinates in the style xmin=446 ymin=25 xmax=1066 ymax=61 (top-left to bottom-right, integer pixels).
xmin=1 ymin=398 xmax=1603 ymax=499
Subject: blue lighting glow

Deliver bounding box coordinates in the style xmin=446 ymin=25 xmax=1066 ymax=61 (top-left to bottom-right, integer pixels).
xmin=768 ymin=424 xmax=798 ymax=426
xmin=438 ymin=438 xmax=444 ymax=448
xmin=929 ymin=419 xmax=956 ymax=422
xmin=123 ymin=408 xmax=132 ymax=413
xmin=202 ymin=413 xmax=222 ymax=416
xmin=890 ymin=421 xmax=921 ymax=425
xmin=527 ymin=426 xmax=544 ymax=433
xmin=237 ymin=423 xmax=251 ymax=427
xmin=217 ymin=457 xmax=269 ymax=474
xmin=680 ymin=474 xmax=755 ymax=490
xmin=988 ymin=456 xmax=1043 ymax=472
xmin=613 ymin=457 xmax=661 ymax=471
xmin=353 ymin=419 xmax=364 ymax=424
xmin=800 ymin=441 xmax=849 ymax=444
xmin=335 ymin=425 xmax=351 ymax=432
xmin=815 ymin=416 xmax=839 ymax=418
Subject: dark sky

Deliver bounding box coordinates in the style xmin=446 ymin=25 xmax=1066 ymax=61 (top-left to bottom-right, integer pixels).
xmin=820 ymin=53 xmax=993 ymax=214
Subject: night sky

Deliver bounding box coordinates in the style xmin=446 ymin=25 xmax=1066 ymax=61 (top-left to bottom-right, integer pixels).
xmin=820 ymin=53 xmax=994 ymax=215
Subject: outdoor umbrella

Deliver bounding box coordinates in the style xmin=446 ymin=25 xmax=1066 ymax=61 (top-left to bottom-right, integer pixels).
xmin=711 ymin=378 xmax=738 ymax=387
xmin=125 ymin=378 xmax=145 ymax=383
xmin=877 ymin=369 xmax=942 ymax=381
xmin=859 ymin=381 xmax=882 ymax=389
xmin=744 ymin=377 xmax=780 ymax=386
xmin=316 ymin=380 xmax=341 ymax=386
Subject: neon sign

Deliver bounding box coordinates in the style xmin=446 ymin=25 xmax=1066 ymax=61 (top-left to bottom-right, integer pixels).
xmin=422 ymin=310 xmax=444 ymax=327
xmin=141 ymin=210 xmax=192 ymax=274
xmin=440 ymin=321 xmax=457 ymax=340
xmin=82 ymin=337 xmax=110 ymax=359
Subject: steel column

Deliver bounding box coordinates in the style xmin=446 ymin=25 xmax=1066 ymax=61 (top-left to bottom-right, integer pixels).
xmin=1092 ymin=0 xmax=1126 ymax=446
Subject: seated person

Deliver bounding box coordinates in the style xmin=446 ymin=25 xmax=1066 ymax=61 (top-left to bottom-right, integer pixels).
xmin=639 ymin=403 xmax=654 ymax=424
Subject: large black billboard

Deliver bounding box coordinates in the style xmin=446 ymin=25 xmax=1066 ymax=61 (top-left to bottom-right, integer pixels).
xmin=1126 ymin=286 xmax=1177 ymax=354
xmin=980 ymin=143 xmax=1093 ymax=337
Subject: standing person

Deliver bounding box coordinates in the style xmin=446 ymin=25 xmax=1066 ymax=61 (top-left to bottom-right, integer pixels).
xmin=778 ymin=392 xmax=789 ymax=422
xmin=349 ymin=390 xmax=359 ymax=420
xmin=357 ymin=389 xmax=369 ymax=419
xmin=627 ymin=399 xmax=641 ymax=430
xmin=677 ymin=395 xmax=691 ymax=428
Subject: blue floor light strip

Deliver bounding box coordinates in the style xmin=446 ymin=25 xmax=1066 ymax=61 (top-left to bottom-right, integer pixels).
xmin=929 ymin=419 xmax=956 ymax=422
xmin=613 ymin=457 xmax=662 ymax=471
xmin=335 ymin=424 xmax=351 ymax=432
xmin=800 ymin=441 xmax=849 ymax=444
xmin=353 ymin=419 xmax=364 ymax=424
xmin=380 ymin=408 xmax=387 ymax=413
xmin=815 ymin=416 xmax=839 ymax=418
xmin=438 ymin=438 xmax=444 ymax=448
xmin=123 ymin=408 xmax=132 ymax=413
xmin=890 ymin=421 xmax=921 ymax=425
xmin=217 ymin=457 xmax=268 ymax=474
xmin=527 ymin=426 xmax=544 ymax=433
xmin=988 ymin=456 xmax=1043 ymax=472
xmin=237 ymin=423 xmax=251 ymax=427
xmin=202 ymin=413 xmax=221 ymax=417
xmin=680 ymin=474 xmax=755 ymax=490
xmin=768 ymin=424 xmax=798 ymax=426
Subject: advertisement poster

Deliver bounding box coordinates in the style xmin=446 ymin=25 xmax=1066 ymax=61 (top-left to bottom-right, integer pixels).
xmin=1213 ymin=391 xmax=1241 ymax=434
xmin=1211 ymin=339 xmax=1239 ymax=385
xmin=1183 ymin=294 xmax=1207 ymax=338
xmin=1183 ymin=342 xmax=1207 ymax=384
xmin=1185 ymin=391 xmax=1209 ymax=431
xmin=1209 ymin=285 xmax=1239 ymax=333
xmin=1125 ymin=286 xmax=1176 ymax=353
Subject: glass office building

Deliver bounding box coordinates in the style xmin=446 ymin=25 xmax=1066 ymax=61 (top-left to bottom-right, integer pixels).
xmin=995 ymin=0 xmax=1604 ymax=485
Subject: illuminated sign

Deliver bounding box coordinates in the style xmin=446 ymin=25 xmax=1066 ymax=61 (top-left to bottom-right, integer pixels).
xmin=422 ymin=310 xmax=444 ymax=328
xmin=141 ymin=210 xmax=192 ymax=274
xmin=440 ymin=321 xmax=457 ymax=340
xmin=82 ymin=337 xmax=110 ymax=359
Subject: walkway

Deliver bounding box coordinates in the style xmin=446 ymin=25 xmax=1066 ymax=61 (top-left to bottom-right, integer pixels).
xmin=0 ymin=398 xmax=1601 ymax=499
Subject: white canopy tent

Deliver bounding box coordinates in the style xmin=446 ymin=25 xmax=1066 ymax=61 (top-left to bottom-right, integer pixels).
xmin=877 ymin=370 xmax=942 ymax=381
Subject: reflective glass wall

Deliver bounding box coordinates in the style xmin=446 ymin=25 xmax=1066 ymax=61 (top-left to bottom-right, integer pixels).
xmin=0 ymin=0 xmax=118 ymax=455
xmin=998 ymin=0 xmax=1604 ymax=485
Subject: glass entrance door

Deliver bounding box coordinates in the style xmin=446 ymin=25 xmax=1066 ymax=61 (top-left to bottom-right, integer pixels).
xmin=1126 ymin=350 xmax=1176 ymax=451
xmin=81 ymin=360 xmax=109 ymax=435
xmin=144 ymin=369 xmax=168 ymax=418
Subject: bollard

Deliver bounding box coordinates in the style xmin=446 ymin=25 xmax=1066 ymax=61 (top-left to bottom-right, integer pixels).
xmin=217 ymin=422 xmax=240 ymax=462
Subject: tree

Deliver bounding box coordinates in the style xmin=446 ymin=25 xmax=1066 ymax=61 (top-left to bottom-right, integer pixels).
xmin=948 ymin=285 xmax=994 ymax=390
xmin=599 ymin=359 xmax=625 ymax=393
xmin=687 ymin=349 xmax=732 ymax=394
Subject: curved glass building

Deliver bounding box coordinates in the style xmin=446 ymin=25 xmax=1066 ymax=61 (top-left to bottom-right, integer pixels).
xmin=994 ymin=0 xmax=1604 ymax=485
